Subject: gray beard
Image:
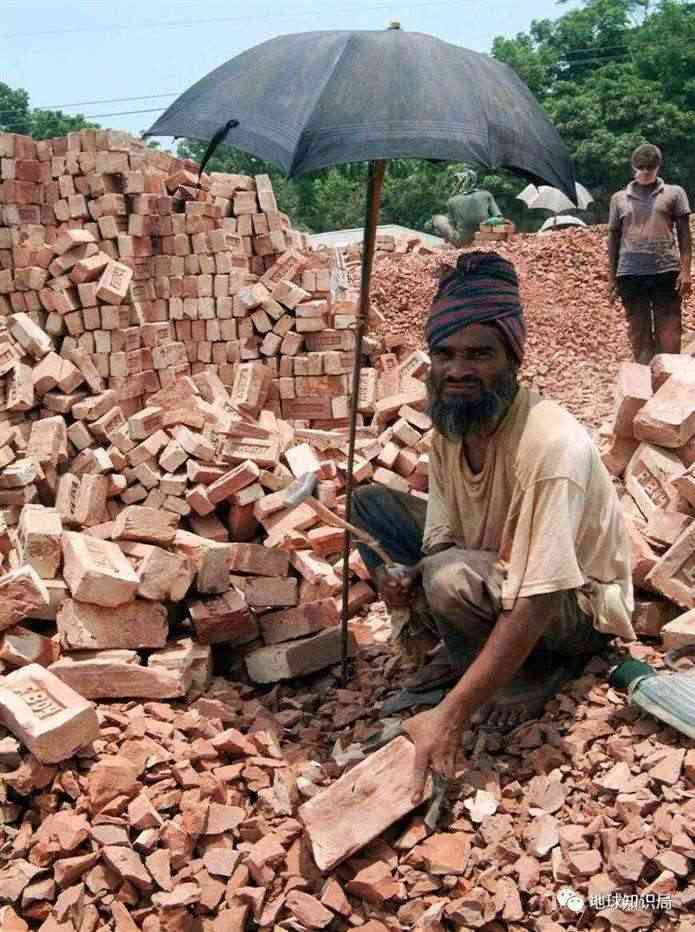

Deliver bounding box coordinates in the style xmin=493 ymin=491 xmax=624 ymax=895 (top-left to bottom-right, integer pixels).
xmin=427 ymin=369 xmax=518 ymax=440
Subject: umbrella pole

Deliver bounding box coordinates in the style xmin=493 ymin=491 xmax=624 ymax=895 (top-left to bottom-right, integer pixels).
xmin=339 ymin=158 xmax=386 ymax=686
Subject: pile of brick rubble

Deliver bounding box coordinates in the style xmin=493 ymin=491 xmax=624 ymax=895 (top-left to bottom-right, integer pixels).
xmin=0 ymin=129 xmax=695 ymax=932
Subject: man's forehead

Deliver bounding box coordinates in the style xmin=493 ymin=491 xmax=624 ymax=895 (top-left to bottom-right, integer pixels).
xmin=436 ymin=324 xmax=504 ymax=350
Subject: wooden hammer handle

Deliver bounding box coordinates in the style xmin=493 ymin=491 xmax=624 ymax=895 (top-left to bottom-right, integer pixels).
xmin=306 ymin=497 xmax=393 ymax=566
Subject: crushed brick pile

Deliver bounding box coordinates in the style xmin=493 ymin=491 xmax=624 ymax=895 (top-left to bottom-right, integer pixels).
xmin=1 ymin=128 xmax=695 ymax=931
xmin=1 ymin=641 xmax=694 ymax=931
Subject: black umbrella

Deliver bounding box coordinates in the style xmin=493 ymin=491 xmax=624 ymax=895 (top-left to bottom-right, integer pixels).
xmin=146 ymin=26 xmax=576 ymax=681
xmin=147 ymin=28 xmax=574 ymax=194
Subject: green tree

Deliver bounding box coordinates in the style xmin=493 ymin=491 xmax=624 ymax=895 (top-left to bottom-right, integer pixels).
xmin=632 ymin=0 xmax=695 ymax=108
xmin=0 ymin=84 xmax=32 ymax=135
xmin=305 ymin=167 xmax=366 ymax=231
xmin=169 ymin=1 xmax=695 ymax=232
xmin=493 ymin=0 xmax=695 ymax=219
xmin=0 ymin=82 xmax=98 ymax=139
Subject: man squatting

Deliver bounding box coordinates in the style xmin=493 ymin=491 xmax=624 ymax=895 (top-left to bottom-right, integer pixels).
xmin=352 ymin=251 xmax=635 ymax=796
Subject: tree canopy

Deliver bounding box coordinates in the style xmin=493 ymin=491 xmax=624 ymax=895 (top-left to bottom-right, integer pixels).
xmin=5 ymin=0 xmax=694 ymax=234
xmin=178 ymin=1 xmax=695 ymax=233
xmin=0 ymin=83 xmax=99 ymax=139
xmin=492 ymin=0 xmax=695 ymax=216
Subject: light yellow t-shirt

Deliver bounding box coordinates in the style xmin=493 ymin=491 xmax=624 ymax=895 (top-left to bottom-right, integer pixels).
xmin=423 ymin=386 xmax=635 ymax=640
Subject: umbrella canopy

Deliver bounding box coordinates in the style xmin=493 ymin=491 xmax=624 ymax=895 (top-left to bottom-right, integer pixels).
xmin=517 ymin=182 xmax=593 ymax=213
xmin=146 ymin=29 xmax=576 ymax=198
xmin=539 ymin=215 xmax=587 ymax=232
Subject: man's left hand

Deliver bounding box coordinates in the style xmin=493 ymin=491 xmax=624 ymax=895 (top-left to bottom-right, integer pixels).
xmin=677 ymin=271 xmax=692 ymax=297
xmin=402 ymin=705 xmax=464 ymax=801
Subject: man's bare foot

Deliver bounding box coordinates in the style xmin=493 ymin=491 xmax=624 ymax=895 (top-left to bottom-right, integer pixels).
xmin=405 ymin=644 xmax=477 ymax=692
xmin=471 ymin=661 xmax=584 ymax=733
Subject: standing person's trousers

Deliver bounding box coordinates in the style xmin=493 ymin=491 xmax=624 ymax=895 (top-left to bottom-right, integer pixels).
xmin=352 ymin=485 xmax=610 ymax=661
xmin=617 ymin=271 xmax=682 ymax=363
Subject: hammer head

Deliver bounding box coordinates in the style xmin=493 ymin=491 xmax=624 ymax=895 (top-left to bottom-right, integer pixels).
xmin=283 ymin=470 xmax=319 ymax=509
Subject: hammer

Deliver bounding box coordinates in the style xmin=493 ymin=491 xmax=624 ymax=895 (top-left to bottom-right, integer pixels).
xmin=283 ymin=470 xmax=393 ymax=566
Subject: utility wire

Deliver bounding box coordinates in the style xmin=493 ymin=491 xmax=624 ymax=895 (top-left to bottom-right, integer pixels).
xmin=2 ymin=0 xmax=462 ymax=39
xmin=36 ymin=93 xmax=180 ymax=110
xmin=0 ymin=107 xmax=167 ymax=132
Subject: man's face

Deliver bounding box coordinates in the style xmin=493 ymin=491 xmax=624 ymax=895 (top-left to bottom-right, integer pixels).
xmin=632 ymin=161 xmax=660 ymax=185
xmin=427 ymin=323 xmax=518 ymax=439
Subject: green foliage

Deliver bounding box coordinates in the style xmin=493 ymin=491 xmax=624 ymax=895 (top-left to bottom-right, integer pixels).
xmin=178 ymin=1 xmax=695 ymax=233
xmin=0 ymin=82 xmax=98 ymax=139
xmin=381 ymin=162 xmax=453 ymax=230
xmin=493 ymin=0 xmax=695 ymax=219
xmin=0 ymin=84 xmax=32 ymax=136
xmin=0 ymin=0 xmax=666 ymax=234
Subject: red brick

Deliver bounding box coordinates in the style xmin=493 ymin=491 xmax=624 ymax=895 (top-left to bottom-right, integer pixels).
xmin=207 ymin=461 xmax=260 ymax=505
xmin=0 ymin=663 xmax=98 ymax=763
xmin=299 ymin=736 xmax=433 ymax=870
xmin=188 ymin=589 xmax=258 ymax=645
xmin=612 ymin=362 xmax=652 ymax=437
xmin=57 ymin=598 xmax=168 ymax=650
xmin=227 ymin=542 xmax=289 ymax=577
xmin=61 ymin=531 xmax=139 ymax=607
xmin=259 ymin=599 xmax=339 ymax=645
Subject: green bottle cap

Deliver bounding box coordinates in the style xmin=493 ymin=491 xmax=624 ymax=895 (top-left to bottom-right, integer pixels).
xmin=609 ymin=659 xmax=654 ymax=690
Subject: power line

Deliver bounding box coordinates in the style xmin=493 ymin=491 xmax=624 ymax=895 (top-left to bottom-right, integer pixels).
xmin=0 ymin=107 xmax=167 ymax=131
xmin=36 ymin=93 xmax=179 ymax=111
xmin=2 ymin=0 xmax=461 ymax=40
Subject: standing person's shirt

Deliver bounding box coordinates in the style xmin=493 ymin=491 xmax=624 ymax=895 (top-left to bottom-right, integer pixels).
xmin=423 ymin=386 xmax=635 ymax=640
xmin=608 ymin=178 xmax=690 ymax=277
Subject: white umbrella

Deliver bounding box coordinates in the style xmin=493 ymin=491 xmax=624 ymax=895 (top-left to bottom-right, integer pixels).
xmin=539 ymin=215 xmax=587 ymax=232
xmin=517 ymin=183 xmax=539 ymax=207
xmin=573 ymin=182 xmax=594 ymax=209
xmin=517 ymin=182 xmax=594 ymax=213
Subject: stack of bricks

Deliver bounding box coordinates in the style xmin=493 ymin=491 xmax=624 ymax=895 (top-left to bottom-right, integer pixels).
xmin=0 ymin=129 xmax=436 ymax=758
xmin=474 ymin=219 xmax=516 ymax=244
xmin=0 ymin=127 xmax=314 ymax=400
xmin=599 ymin=348 xmax=695 ymax=648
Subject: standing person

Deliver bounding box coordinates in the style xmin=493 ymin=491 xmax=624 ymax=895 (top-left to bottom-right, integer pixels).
xmin=352 ymin=251 xmax=635 ymax=792
xmin=608 ymin=143 xmax=691 ymax=362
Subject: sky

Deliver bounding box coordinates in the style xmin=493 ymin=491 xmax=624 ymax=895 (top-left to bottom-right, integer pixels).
xmin=3 ymin=0 xmax=579 ymax=142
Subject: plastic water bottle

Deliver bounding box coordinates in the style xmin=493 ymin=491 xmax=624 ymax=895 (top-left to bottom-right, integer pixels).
xmin=609 ymin=657 xmax=695 ymax=740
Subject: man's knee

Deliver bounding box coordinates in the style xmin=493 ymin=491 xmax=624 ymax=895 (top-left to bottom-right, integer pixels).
xmin=654 ymin=305 xmax=682 ymax=353
xmin=352 ymin=484 xmax=404 ymax=532
xmin=421 ymin=553 xmax=457 ymax=617
xmin=535 ymin=590 xmax=610 ymax=656
xmin=353 ymin=484 xmax=391 ymax=517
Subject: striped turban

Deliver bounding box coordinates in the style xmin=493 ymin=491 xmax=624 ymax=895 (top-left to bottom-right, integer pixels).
xmin=425 ymin=251 xmax=526 ymax=363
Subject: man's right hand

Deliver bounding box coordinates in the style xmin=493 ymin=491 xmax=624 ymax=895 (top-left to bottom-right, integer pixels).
xmin=608 ymin=277 xmax=618 ymax=304
xmin=374 ymin=564 xmax=420 ymax=608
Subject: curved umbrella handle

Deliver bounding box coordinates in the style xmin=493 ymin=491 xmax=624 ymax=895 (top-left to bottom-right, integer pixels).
xmin=198 ymin=119 xmax=240 ymax=182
